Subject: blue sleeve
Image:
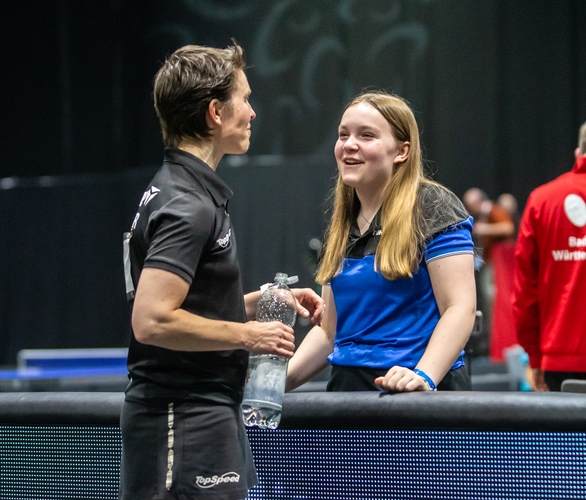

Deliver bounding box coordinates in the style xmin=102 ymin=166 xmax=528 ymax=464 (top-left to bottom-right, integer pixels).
xmin=424 ymin=216 xmax=474 ymax=263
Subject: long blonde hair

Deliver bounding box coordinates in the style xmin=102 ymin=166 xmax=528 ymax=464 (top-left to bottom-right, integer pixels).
xmin=316 ymin=91 xmax=431 ymax=284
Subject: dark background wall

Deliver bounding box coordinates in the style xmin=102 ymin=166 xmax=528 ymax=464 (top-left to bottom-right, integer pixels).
xmin=1 ymin=0 xmax=585 ymax=365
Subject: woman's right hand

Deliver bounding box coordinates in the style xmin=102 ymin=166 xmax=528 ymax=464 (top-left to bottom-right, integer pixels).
xmin=374 ymin=366 xmax=431 ymax=392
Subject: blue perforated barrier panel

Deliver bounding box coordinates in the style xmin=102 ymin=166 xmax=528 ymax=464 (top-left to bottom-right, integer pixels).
xmin=1 ymin=426 xmax=585 ymax=499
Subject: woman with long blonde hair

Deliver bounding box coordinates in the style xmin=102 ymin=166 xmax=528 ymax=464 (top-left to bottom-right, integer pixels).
xmin=287 ymin=91 xmax=477 ymax=392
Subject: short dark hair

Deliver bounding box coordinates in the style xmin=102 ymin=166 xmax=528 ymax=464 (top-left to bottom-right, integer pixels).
xmin=153 ymin=41 xmax=246 ymax=147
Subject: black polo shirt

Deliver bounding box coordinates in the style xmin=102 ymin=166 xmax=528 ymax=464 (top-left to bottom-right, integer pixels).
xmin=125 ymin=148 xmax=248 ymax=405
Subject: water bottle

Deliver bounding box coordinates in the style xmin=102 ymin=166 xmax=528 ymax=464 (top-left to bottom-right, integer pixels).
xmin=242 ymin=273 xmax=298 ymax=429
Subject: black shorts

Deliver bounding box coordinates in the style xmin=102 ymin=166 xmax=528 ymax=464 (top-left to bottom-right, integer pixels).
xmin=327 ymin=365 xmax=471 ymax=391
xmin=544 ymin=371 xmax=586 ymax=392
xmin=119 ymin=399 xmax=257 ymax=500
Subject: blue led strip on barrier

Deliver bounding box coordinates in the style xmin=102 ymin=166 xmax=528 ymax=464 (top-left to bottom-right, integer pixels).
xmin=1 ymin=426 xmax=585 ymax=499
xmin=248 ymin=429 xmax=586 ymax=499
xmin=0 ymin=427 xmax=121 ymax=499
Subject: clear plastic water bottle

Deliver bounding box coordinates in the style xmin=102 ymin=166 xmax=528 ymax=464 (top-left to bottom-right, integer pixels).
xmin=242 ymin=273 xmax=298 ymax=429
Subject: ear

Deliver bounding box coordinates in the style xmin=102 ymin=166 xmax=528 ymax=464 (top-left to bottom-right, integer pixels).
xmin=207 ymin=99 xmax=223 ymax=128
xmin=393 ymin=141 xmax=411 ymax=164
xmin=576 ymin=147 xmax=582 ymax=159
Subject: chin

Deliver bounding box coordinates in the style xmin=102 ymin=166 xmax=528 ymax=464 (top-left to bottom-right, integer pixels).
xmin=227 ymin=142 xmax=250 ymax=156
xmin=339 ymin=174 xmax=359 ymax=187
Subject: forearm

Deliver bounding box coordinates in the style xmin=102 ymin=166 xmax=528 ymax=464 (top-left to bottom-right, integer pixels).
xmin=513 ymin=247 xmax=541 ymax=367
xmin=286 ymin=325 xmax=333 ymax=391
xmin=132 ymin=267 xmax=295 ymax=356
xmin=132 ymin=307 xmax=251 ymax=352
xmin=243 ymin=287 xmax=326 ymax=325
xmin=416 ymin=304 xmax=476 ymax=384
xmin=244 ymin=290 xmax=262 ymax=321
xmin=513 ymin=290 xmax=540 ymax=359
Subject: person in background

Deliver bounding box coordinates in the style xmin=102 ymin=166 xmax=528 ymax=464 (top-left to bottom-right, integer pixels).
xmin=463 ymin=187 xmax=516 ymax=361
xmin=463 ymin=189 xmax=516 ymax=263
xmin=120 ymin=41 xmax=324 ymax=500
xmin=482 ymin=192 xmax=520 ymax=363
xmin=513 ymin=121 xmax=586 ymax=392
xmin=286 ymin=91 xmax=476 ymax=393
xmin=497 ymin=193 xmax=519 ymax=232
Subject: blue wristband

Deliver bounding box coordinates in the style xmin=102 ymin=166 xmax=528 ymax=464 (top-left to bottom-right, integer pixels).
xmin=413 ymin=368 xmax=437 ymax=391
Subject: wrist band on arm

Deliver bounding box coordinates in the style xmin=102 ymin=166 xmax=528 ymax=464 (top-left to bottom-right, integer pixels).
xmin=413 ymin=368 xmax=437 ymax=391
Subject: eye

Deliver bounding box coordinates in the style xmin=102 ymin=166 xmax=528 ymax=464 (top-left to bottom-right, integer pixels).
xmin=338 ymin=132 xmax=348 ymax=139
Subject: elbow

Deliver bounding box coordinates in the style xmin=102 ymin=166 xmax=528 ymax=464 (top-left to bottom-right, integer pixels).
xmin=132 ymin=313 xmax=164 ymax=345
xmin=466 ymin=302 xmax=478 ymax=331
xmin=441 ymin=302 xmax=477 ymax=341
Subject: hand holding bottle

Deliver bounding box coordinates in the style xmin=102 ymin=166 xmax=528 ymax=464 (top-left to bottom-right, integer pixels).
xmin=245 ymin=320 xmax=295 ymax=358
xmin=242 ymin=273 xmax=298 ymax=429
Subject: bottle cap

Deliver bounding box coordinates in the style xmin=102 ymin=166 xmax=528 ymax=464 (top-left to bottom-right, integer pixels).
xmin=274 ymin=273 xmax=298 ymax=285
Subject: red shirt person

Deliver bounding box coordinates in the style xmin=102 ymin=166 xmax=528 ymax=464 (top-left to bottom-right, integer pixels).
xmin=513 ymin=121 xmax=586 ymax=391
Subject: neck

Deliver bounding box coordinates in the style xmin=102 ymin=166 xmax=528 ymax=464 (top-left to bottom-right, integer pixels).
xmin=178 ymin=138 xmax=222 ymax=171
xmin=574 ymin=154 xmax=586 ymax=173
xmin=356 ymin=189 xmax=383 ymax=224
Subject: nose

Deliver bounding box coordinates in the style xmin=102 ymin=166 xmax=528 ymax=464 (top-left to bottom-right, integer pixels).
xmin=344 ymin=135 xmax=358 ymax=151
xmin=249 ymin=103 xmax=256 ymax=121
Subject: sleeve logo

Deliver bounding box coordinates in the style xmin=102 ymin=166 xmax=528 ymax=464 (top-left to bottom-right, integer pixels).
xmin=139 ymin=186 xmax=161 ymax=207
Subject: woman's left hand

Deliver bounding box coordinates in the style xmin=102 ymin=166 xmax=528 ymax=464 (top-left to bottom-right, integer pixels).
xmin=291 ymin=288 xmax=326 ymax=326
xmin=374 ymin=366 xmax=430 ymax=392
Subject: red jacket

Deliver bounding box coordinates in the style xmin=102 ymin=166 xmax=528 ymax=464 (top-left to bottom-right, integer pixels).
xmin=513 ymin=155 xmax=586 ymax=372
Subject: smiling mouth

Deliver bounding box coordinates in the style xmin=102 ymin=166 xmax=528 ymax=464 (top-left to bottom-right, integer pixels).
xmin=343 ymin=159 xmax=363 ymax=165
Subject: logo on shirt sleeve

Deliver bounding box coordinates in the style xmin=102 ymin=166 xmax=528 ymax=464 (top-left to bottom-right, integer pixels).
xmin=139 ymin=186 xmax=161 ymax=206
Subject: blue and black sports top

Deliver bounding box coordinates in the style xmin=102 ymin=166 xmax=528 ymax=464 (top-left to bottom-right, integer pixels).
xmin=328 ymin=183 xmax=474 ymax=371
